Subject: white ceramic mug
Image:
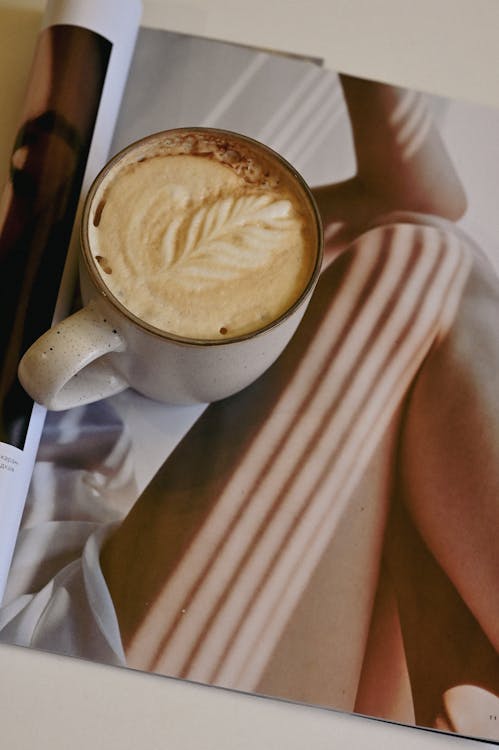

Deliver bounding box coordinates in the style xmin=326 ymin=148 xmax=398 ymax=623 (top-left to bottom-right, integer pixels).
xmin=18 ymin=129 xmax=323 ymax=411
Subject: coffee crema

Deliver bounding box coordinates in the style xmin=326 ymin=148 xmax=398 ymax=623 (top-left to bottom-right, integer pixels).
xmin=87 ymin=130 xmax=318 ymax=340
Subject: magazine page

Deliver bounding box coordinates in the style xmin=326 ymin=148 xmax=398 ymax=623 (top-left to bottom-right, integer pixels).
xmin=1 ymin=20 xmax=499 ymax=748
xmin=0 ymin=0 xmax=141 ymax=599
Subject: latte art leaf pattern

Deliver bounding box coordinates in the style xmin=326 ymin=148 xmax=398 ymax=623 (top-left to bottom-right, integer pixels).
xmin=92 ymin=151 xmax=313 ymax=338
xmin=160 ymin=194 xmax=296 ymax=284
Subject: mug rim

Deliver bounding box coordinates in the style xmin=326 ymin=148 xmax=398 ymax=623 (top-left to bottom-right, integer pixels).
xmin=80 ymin=126 xmax=324 ymax=347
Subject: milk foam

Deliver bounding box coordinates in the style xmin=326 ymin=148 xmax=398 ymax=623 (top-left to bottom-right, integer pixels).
xmin=89 ymin=134 xmax=317 ymax=340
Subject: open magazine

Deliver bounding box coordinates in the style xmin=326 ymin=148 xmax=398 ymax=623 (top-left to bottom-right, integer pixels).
xmin=1 ymin=0 xmax=498 ymax=744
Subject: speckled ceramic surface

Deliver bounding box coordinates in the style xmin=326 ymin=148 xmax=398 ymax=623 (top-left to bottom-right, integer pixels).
xmin=18 ymin=129 xmax=323 ymax=411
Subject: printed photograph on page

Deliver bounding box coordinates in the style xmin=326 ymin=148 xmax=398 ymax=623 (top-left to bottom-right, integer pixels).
xmin=1 ymin=28 xmax=498 ymax=742
xmin=0 ymin=23 xmax=111 ymax=449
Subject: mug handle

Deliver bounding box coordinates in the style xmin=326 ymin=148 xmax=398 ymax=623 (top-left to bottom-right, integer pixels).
xmin=18 ymin=299 xmax=128 ymax=411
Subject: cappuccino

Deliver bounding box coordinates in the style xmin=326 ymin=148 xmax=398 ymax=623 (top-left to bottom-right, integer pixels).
xmin=87 ymin=129 xmax=319 ymax=340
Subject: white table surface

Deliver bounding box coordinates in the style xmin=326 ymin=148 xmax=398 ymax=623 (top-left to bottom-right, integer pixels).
xmin=0 ymin=1 xmax=498 ymax=748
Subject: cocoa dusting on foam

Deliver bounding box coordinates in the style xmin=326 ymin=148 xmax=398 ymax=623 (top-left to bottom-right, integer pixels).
xmin=110 ymin=131 xmax=286 ymax=194
xmin=95 ymin=255 xmax=112 ymax=274
xmin=88 ymin=131 xmax=317 ymax=340
xmin=93 ymin=199 xmax=107 ymax=228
